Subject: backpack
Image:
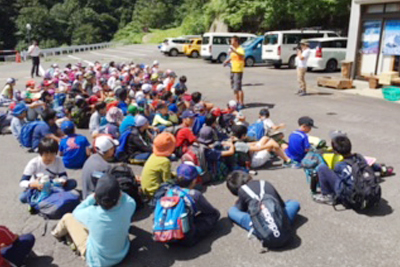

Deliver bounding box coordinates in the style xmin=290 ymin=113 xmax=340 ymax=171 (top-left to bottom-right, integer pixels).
xmin=153 ymin=186 xmax=196 ymax=243
xmin=108 ymin=164 xmax=143 ymax=209
xmin=71 ymin=106 xmax=90 ymax=129
xmin=335 ymin=154 xmax=381 ymax=211
xmin=241 ymin=180 xmax=292 ymax=248
xmin=247 ymin=122 xmax=265 ymax=141
xmin=181 ymin=143 xmax=212 ymax=184
xmin=0 ymin=111 xmax=12 ymax=134
xmin=19 ymin=121 xmax=46 ymax=148
xmin=115 ymin=130 xmax=131 ymax=162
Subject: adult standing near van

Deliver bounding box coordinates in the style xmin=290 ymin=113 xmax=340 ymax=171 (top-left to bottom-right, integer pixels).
xmin=223 ymin=36 xmax=245 ymax=109
xmin=296 ymin=40 xmax=311 ymax=96
xmin=28 ymin=40 xmax=41 ymax=78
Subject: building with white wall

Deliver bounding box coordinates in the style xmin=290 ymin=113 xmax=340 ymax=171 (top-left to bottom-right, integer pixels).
xmin=346 ymin=0 xmax=400 ymax=78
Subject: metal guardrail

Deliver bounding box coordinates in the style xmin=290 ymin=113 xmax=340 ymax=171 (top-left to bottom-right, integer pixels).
xmin=2 ymin=42 xmax=113 ymax=62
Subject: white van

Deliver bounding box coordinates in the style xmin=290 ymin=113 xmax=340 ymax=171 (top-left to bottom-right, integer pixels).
xmin=307 ymin=37 xmax=347 ymax=72
xmin=201 ymin=32 xmax=257 ymax=63
xmin=262 ymin=30 xmax=340 ymax=69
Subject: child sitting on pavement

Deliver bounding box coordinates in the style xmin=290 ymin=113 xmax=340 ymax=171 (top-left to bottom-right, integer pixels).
xmin=10 ymin=103 xmax=28 ymax=140
xmin=81 ymin=135 xmax=118 ymax=199
xmin=284 ymin=116 xmax=316 ymax=165
xmin=226 ymin=171 xmax=300 ymax=244
xmin=0 ymin=225 xmax=36 ymax=267
xmin=31 ymin=108 xmax=63 ymax=151
xmin=257 ymin=108 xmax=285 ymax=137
xmin=59 ymin=121 xmax=91 ymax=170
xmin=52 ymin=173 xmax=136 ymax=267
xmin=141 ymin=132 xmax=176 ymax=200
xmin=19 ymin=137 xmax=77 ymax=204
xmin=97 ymin=107 xmax=124 ymax=139
xmin=152 ymin=103 xmax=173 ymax=132
xmin=89 ymin=102 xmax=107 ymax=135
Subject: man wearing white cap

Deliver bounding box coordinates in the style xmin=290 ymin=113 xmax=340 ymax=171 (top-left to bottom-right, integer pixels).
xmin=81 ymin=135 xmax=119 ymax=199
xmin=152 ymin=60 xmax=159 ymax=73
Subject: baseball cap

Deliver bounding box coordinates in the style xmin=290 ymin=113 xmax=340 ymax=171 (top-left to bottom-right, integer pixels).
xmin=211 ymin=107 xmax=222 ymax=117
xmin=135 ymin=115 xmax=148 ymax=127
xmin=95 ymin=135 xmax=119 ymax=155
xmin=298 ymin=116 xmax=317 ymax=128
xmin=26 ymin=80 xmax=35 ymax=87
xmin=153 ymin=132 xmax=176 ymax=157
xmin=61 ymin=121 xmax=75 ymax=132
xmin=194 ymin=103 xmax=205 ymax=113
xmin=153 ymin=60 xmax=159 ymax=66
xmin=95 ymin=173 xmax=121 ymax=209
xmin=198 ymin=126 xmax=215 ymax=145
xmin=128 ymin=104 xmax=138 ymax=115
xmin=329 ymin=130 xmax=347 ymax=140
xmin=156 ymin=84 xmax=165 ymax=93
xmin=168 ymin=103 xmax=178 ymax=113
xmin=177 ymin=163 xmax=199 ymax=182
xmin=12 ymin=103 xmax=27 ymax=116
xmin=141 ymin=83 xmax=152 ymax=94
xmin=180 ymin=110 xmax=197 ymax=119
xmin=135 ymin=91 xmax=145 ymax=99
xmin=6 ymin=78 xmax=16 ymax=84
xmin=228 ymin=100 xmax=238 ymax=109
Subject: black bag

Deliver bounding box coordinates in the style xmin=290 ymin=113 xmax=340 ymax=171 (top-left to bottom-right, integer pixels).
xmin=335 ymin=154 xmax=381 ymax=211
xmin=241 ymin=180 xmax=292 ymax=248
xmin=108 ymin=164 xmax=143 ymax=208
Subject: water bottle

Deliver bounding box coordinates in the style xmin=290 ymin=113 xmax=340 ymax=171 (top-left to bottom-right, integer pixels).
xmin=40 ymin=175 xmax=52 ymax=197
xmin=180 ymin=213 xmax=190 ymax=233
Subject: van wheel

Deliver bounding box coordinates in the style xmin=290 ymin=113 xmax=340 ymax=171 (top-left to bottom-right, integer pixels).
xmin=288 ymin=56 xmax=296 ymax=69
xmin=273 ymin=64 xmax=281 ymax=69
xmin=245 ymin=57 xmax=255 ymax=67
xmin=326 ymin=59 xmax=338 ymax=72
xmin=218 ymin=53 xmax=227 ymax=63
xmin=169 ymin=49 xmax=179 ymax=57
xmin=191 ymin=50 xmax=199 ymax=58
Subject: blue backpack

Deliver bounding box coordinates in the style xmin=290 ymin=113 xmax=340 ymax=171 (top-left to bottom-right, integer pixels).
xmin=241 ymin=180 xmax=292 ymax=248
xmin=19 ymin=121 xmax=46 ymax=148
xmin=115 ymin=130 xmax=131 ymax=162
xmin=153 ymin=186 xmax=196 ymax=243
xmin=247 ymin=122 xmax=265 ymax=141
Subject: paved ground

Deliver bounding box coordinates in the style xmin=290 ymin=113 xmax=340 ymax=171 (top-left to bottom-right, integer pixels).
xmin=1 ymin=45 xmax=399 ymax=267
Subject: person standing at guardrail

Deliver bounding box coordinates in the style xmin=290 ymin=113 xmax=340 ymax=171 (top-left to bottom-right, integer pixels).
xmin=296 ymin=40 xmax=311 ymax=96
xmin=28 ymin=40 xmax=41 ymax=78
xmin=223 ymin=36 xmax=245 ymax=110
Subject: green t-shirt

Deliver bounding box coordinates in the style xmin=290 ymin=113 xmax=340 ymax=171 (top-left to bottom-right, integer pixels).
xmin=141 ymin=154 xmax=172 ymax=197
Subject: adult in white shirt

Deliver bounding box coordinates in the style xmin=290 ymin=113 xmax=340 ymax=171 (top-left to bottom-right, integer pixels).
xmin=296 ymin=40 xmax=311 ymax=96
xmin=28 ymin=40 xmax=41 ymax=78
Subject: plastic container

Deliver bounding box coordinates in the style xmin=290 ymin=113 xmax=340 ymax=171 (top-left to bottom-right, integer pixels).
xmin=382 ymin=86 xmax=400 ymax=101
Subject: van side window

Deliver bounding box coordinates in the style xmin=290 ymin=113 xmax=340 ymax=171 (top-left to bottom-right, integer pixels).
xmin=213 ymin=37 xmax=229 ymax=45
xmin=328 ymin=33 xmax=339 ymax=37
xmin=239 ymin=37 xmax=248 ymax=44
xmin=284 ymin=34 xmax=300 ymax=44
xmin=321 ymin=41 xmax=334 ymax=48
xmin=305 ymin=33 xmax=324 ymax=39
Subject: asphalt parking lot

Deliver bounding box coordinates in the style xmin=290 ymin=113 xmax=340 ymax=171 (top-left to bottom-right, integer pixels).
xmin=1 ymin=45 xmax=399 ymax=267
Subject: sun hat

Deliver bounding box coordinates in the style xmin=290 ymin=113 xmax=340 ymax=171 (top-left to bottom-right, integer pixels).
xmin=153 ymin=60 xmax=159 ymax=66
xmin=95 ymin=173 xmax=121 ymax=208
xmin=106 ymin=107 xmax=124 ymax=124
xmin=198 ymin=126 xmax=215 ymax=145
xmin=135 ymin=115 xmax=148 ymax=127
xmin=95 ymin=135 xmax=119 ymax=155
xmin=153 ymin=132 xmax=176 ymax=157
xmin=142 ymin=83 xmax=152 ymax=94
xmin=11 ymin=103 xmax=27 ymax=116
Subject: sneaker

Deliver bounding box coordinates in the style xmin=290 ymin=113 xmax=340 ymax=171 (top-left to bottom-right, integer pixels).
xmin=298 ymin=91 xmax=307 ymax=96
xmin=381 ymin=165 xmax=394 ymax=177
xmin=283 ymin=160 xmax=301 ymax=169
xmin=295 ymin=90 xmax=302 ymax=95
xmin=313 ymin=193 xmax=334 ymax=205
xmin=249 ymin=170 xmax=258 ymax=176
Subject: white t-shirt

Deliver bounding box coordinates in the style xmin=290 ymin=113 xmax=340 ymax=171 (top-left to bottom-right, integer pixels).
xmin=89 ymin=111 xmax=101 ymax=134
xmin=258 ymin=118 xmax=275 ymax=136
xmin=28 ymin=45 xmax=41 ymax=57
xmin=21 ymin=156 xmax=66 ymax=188
xmin=107 ymin=76 xmax=117 ymax=90
xmin=296 ymin=48 xmax=311 ymax=68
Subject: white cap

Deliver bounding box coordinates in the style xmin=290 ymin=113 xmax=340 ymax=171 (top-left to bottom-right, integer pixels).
xmin=141 ymin=83 xmax=152 ymax=93
xmin=156 ymin=84 xmax=165 ymax=92
xmin=6 ymin=78 xmax=16 ymax=84
xmin=228 ymin=100 xmax=238 ymax=108
xmin=95 ymin=136 xmax=119 ymax=155
xmin=129 ymin=89 xmax=136 ymax=98
xmin=153 ymin=60 xmax=159 ymax=66
xmin=135 ymin=91 xmax=145 ymax=99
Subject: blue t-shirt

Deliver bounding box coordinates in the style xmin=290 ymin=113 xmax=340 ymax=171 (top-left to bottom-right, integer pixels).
xmin=118 ymin=101 xmax=128 ymax=116
xmin=119 ymin=115 xmax=136 ymax=134
xmin=32 ymin=122 xmax=58 ymax=149
xmin=59 ymin=134 xmax=91 ymax=169
xmin=192 ymin=115 xmax=206 ymax=136
xmin=285 ymin=130 xmax=310 ymax=162
xmin=73 ymin=194 xmax=136 ymax=267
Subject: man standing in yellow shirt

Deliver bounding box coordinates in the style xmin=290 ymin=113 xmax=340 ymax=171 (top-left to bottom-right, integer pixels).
xmin=223 ymin=36 xmax=245 ymax=109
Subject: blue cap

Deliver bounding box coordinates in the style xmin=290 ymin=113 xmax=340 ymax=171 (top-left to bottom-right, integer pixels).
xmin=12 ymin=103 xmax=27 ymax=116
xmin=180 ymin=110 xmax=197 ymax=119
xmin=168 ymin=103 xmax=178 ymax=113
xmin=177 ymin=163 xmax=199 ymax=181
xmin=61 ymin=121 xmax=75 ymax=132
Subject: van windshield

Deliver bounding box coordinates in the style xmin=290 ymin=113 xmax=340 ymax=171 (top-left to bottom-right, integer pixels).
xmin=308 ymin=41 xmax=321 ymax=49
xmin=202 ymin=36 xmax=210 ymax=45
xmin=264 ymin=34 xmax=278 ymax=45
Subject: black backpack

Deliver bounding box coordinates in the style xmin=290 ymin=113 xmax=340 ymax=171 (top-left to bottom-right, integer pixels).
xmin=241 ymin=180 xmax=292 ymax=248
xmin=108 ymin=164 xmax=143 ymax=209
xmin=335 ymin=154 xmax=381 ymax=211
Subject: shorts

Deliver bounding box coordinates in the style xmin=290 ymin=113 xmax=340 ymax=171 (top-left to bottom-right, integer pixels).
xmin=230 ymin=72 xmax=243 ymax=91
xmin=251 ymin=141 xmax=271 ymax=168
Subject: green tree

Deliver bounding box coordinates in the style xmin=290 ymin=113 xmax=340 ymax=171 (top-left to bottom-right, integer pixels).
xmin=0 ymin=0 xmax=19 ymax=49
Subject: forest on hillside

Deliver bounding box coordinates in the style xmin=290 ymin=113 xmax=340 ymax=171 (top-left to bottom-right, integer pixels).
xmin=0 ymin=0 xmax=351 ymax=50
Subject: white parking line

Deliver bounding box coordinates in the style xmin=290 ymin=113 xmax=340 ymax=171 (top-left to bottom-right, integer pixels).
xmin=90 ymin=51 xmax=133 ymax=60
xmin=68 ymin=55 xmax=94 ymax=65
xmin=105 ymin=48 xmax=148 ymax=57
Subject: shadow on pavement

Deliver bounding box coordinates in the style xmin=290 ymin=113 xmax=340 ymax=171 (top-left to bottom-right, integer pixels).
xmin=121 ymin=217 xmax=233 ymax=266
xmin=360 ymin=198 xmax=393 ymax=217
xmin=26 ymin=255 xmax=58 ymax=267
xmin=244 ymin=102 xmax=275 ymax=109
xmin=243 ymin=83 xmax=265 ymax=87
xmin=305 ymin=92 xmax=333 ymax=96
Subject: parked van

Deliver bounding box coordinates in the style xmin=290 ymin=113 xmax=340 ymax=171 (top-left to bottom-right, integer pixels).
xmin=183 ymin=38 xmax=202 ymax=58
xmin=243 ymin=36 xmax=264 ymax=67
xmin=307 ymin=37 xmax=347 ymax=72
xmin=201 ymin=32 xmax=257 ymax=63
xmin=262 ymin=30 xmax=340 ymax=69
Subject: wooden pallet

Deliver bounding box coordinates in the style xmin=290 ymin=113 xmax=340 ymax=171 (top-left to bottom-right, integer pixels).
xmin=317 ymin=76 xmax=353 ymax=90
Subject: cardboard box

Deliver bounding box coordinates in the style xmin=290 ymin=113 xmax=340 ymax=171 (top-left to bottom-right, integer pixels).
xmin=317 ymin=76 xmax=353 ymax=90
